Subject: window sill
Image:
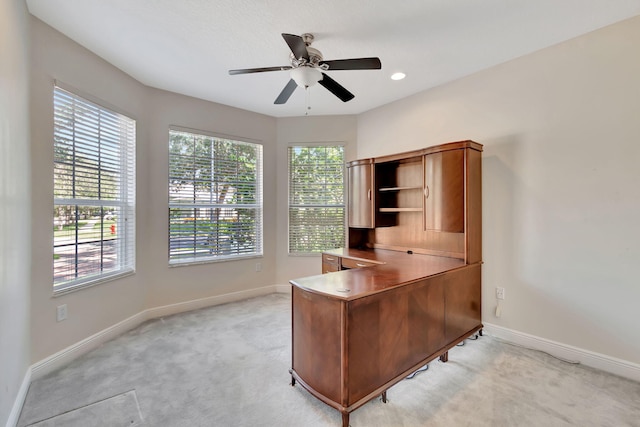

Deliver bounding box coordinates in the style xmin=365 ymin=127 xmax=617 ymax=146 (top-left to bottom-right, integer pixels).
xmin=169 ymin=253 xmax=263 ymax=268
xmin=53 ymin=269 xmax=135 ymax=297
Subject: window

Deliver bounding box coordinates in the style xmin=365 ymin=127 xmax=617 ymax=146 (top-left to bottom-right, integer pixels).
xmin=53 ymin=86 xmax=136 ymax=292
xmin=288 ymin=145 xmax=345 ymax=254
xmin=169 ymin=129 xmax=263 ymax=264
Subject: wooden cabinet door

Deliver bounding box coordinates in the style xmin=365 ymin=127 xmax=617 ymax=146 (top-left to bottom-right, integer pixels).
xmin=424 ymin=149 xmax=465 ymax=232
xmin=348 ymin=161 xmax=375 ymax=228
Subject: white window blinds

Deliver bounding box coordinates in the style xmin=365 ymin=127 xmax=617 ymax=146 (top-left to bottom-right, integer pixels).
xmin=288 ymin=145 xmax=345 ymax=254
xmin=53 ymin=86 xmax=136 ymax=292
xmin=169 ymin=129 xmax=263 ymax=264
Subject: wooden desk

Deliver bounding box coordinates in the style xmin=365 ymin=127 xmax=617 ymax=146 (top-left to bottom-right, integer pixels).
xmin=290 ymin=249 xmax=482 ymax=427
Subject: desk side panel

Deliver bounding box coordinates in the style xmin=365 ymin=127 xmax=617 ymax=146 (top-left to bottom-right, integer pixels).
xmin=347 ymin=276 xmax=445 ymax=404
xmin=292 ymin=286 xmax=342 ymax=404
xmin=445 ymin=263 xmax=482 ymax=341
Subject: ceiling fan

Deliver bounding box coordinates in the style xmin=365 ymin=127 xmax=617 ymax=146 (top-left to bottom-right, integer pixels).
xmin=229 ymin=33 xmax=382 ymax=105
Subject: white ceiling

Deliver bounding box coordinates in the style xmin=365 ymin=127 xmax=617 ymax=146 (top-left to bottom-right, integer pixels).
xmin=26 ymin=0 xmax=640 ymax=118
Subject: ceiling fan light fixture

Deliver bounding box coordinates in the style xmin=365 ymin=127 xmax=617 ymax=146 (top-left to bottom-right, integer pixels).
xmin=291 ymin=66 xmax=322 ymax=88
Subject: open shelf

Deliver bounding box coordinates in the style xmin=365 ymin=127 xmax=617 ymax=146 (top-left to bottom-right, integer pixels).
xmin=379 ymin=207 xmax=423 ymax=213
xmin=378 ymin=186 xmax=423 ymax=192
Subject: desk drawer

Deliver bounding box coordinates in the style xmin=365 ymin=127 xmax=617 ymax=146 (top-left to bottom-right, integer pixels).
xmin=322 ymin=254 xmax=340 ymax=266
xmin=322 ymin=254 xmax=341 ymax=274
xmin=341 ymin=257 xmax=378 ymax=270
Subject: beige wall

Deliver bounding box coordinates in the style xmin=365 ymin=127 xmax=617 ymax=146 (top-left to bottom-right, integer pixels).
xmin=143 ymin=90 xmax=277 ymax=309
xmin=357 ymin=16 xmax=640 ymax=363
xmin=275 ymin=116 xmax=357 ymax=284
xmin=29 ymin=17 xmax=278 ymax=363
xmin=1 ymin=0 xmax=32 ymax=424
xmin=30 ymin=17 xmax=149 ymax=363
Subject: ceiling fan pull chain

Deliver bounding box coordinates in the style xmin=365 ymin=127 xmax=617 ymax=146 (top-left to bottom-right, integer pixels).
xmin=305 ymin=87 xmax=311 ymax=115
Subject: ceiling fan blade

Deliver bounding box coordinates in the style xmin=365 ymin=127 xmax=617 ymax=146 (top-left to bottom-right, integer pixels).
xmin=274 ymin=79 xmax=298 ymax=104
xmin=229 ymin=66 xmax=292 ymax=75
xmin=318 ymin=73 xmax=354 ymax=102
xmin=319 ymin=57 xmax=382 ymax=70
xmin=282 ymin=33 xmax=309 ymax=61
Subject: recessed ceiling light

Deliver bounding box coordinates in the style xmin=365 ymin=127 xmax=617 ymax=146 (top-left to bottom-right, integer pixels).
xmin=391 ymin=72 xmax=406 ymax=81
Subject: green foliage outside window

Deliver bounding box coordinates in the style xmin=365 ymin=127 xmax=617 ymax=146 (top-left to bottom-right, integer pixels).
xmin=169 ymin=130 xmax=262 ymax=263
xmin=288 ymin=145 xmax=345 ymax=254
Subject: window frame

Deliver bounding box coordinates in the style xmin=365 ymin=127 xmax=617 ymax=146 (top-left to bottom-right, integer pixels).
xmin=168 ymin=127 xmax=264 ymax=266
xmin=287 ymin=143 xmax=346 ymax=256
xmin=53 ymin=83 xmax=136 ymax=295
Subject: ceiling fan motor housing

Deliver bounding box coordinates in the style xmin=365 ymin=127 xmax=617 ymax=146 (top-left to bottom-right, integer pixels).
xmin=290 ymin=46 xmax=325 ymax=69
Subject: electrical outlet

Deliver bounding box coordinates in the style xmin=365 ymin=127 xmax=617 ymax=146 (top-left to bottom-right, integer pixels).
xmin=255 ymin=262 xmax=262 ymax=272
xmin=496 ymin=287 xmax=505 ymax=300
xmin=57 ymin=304 xmax=68 ymax=322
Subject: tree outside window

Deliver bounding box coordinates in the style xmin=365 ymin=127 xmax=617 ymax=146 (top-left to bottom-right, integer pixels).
xmin=288 ymin=145 xmax=345 ymax=254
xmin=169 ymin=129 xmax=263 ymax=264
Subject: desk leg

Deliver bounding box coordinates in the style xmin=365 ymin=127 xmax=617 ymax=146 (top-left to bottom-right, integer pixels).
xmin=439 ymin=351 xmax=449 ymax=363
xmin=289 ymin=371 xmax=296 ymax=386
xmin=342 ymin=412 xmax=349 ymax=427
xmin=382 ymin=391 xmax=387 ymax=403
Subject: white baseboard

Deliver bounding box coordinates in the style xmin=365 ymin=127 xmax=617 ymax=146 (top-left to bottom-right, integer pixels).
xmin=144 ymin=285 xmax=285 ymax=318
xmin=31 ymin=285 xmax=287 ymax=381
xmin=274 ymin=283 xmax=291 ymax=294
xmin=6 ymin=367 xmax=31 ymax=427
xmin=483 ymin=323 xmax=640 ymax=382
xmin=31 ymin=310 xmax=148 ymax=380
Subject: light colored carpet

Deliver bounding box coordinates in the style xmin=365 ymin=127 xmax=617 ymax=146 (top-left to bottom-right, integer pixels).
xmin=18 ymin=293 xmax=640 ymax=426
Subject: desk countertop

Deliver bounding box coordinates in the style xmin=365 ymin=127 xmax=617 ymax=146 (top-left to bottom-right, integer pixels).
xmin=289 ymin=248 xmax=467 ymax=301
